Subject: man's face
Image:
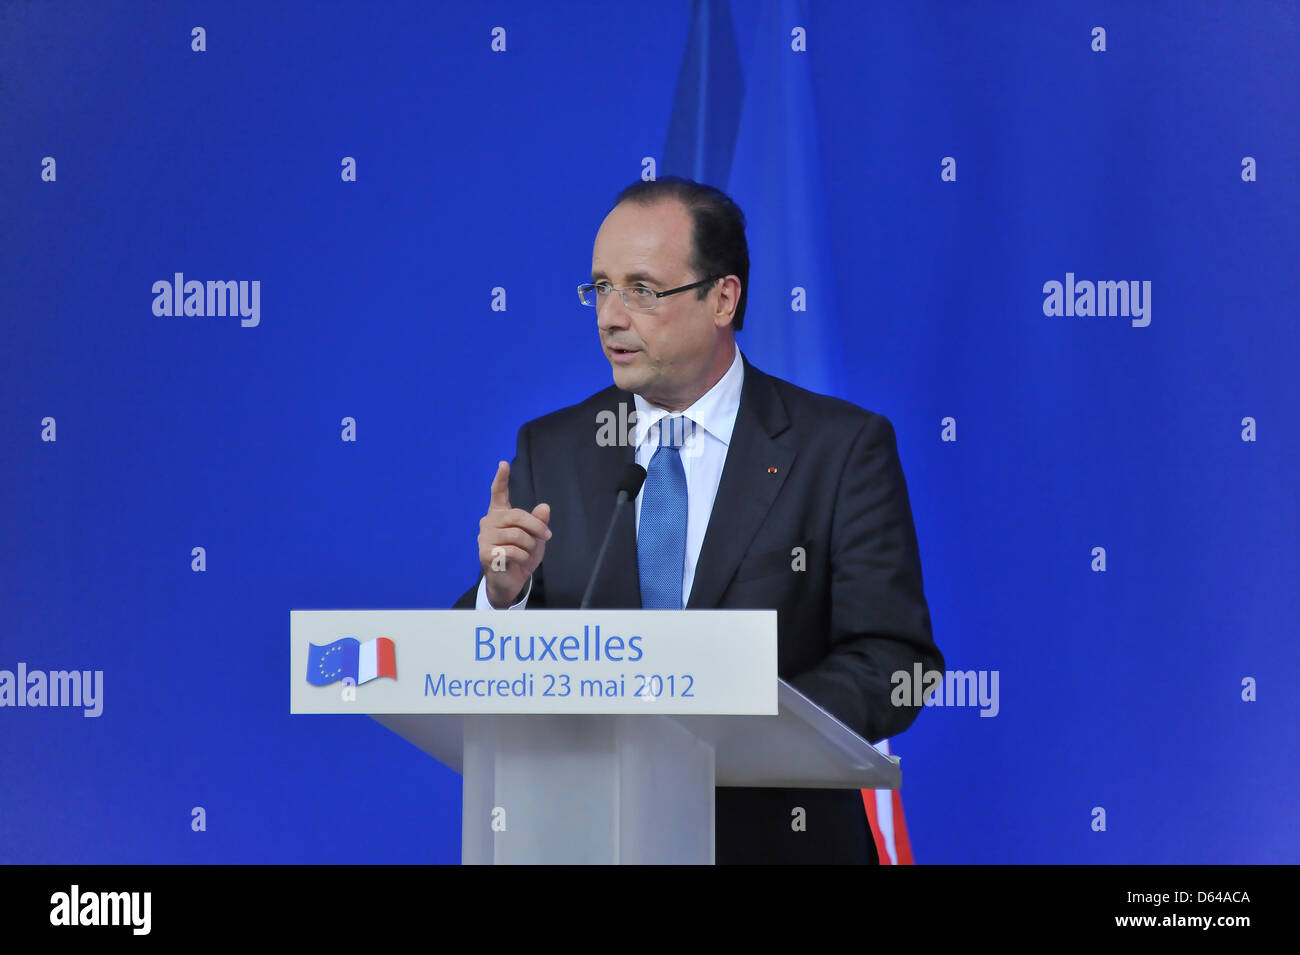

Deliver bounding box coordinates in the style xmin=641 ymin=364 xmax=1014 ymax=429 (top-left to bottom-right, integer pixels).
xmin=591 ymin=198 xmax=731 ymax=410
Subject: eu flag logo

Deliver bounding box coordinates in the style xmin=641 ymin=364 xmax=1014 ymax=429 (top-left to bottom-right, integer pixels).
xmin=306 ymin=637 xmax=396 ymax=686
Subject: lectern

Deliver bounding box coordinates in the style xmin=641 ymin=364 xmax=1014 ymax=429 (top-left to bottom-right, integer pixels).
xmin=291 ymin=609 xmax=900 ymax=864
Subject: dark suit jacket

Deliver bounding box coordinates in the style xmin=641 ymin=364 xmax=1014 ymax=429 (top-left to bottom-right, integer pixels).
xmin=455 ymin=353 xmax=942 ymax=864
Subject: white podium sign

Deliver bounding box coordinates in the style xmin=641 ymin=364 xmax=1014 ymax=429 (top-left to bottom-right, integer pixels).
xmin=290 ymin=609 xmax=777 ymax=716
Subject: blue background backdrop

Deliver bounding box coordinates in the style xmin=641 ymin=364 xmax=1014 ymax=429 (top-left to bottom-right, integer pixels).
xmin=2 ymin=0 xmax=1296 ymax=863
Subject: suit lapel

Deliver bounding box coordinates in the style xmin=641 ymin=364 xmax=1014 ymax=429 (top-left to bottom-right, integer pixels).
xmin=687 ymin=357 xmax=794 ymax=608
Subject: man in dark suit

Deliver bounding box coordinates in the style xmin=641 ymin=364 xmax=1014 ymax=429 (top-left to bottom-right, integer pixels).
xmin=455 ymin=176 xmax=942 ymax=864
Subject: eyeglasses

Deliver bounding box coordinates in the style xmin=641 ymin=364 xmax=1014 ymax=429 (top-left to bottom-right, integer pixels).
xmin=577 ymin=276 xmax=721 ymax=310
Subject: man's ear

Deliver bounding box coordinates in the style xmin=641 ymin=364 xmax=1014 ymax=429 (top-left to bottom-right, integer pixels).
xmin=714 ymin=275 xmax=742 ymax=328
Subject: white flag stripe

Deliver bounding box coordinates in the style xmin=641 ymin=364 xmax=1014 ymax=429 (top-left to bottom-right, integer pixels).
xmin=357 ymin=638 xmax=380 ymax=685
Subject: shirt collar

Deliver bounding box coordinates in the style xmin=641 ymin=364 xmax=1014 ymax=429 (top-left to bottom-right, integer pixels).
xmin=632 ymin=345 xmax=744 ymax=450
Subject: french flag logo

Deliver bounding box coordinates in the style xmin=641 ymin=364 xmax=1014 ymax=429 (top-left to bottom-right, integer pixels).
xmin=306 ymin=637 xmax=396 ymax=686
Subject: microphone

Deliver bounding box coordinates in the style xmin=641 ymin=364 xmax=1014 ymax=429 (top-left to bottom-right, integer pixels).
xmin=579 ymin=463 xmax=647 ymax=609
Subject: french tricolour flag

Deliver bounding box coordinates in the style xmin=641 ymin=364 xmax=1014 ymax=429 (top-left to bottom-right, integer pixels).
xmin=863 ymin=739 xmax=914 ymax=865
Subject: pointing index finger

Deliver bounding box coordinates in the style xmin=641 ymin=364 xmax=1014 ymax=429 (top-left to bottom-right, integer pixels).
xmin=489 ymin=460 xmax=511 ymax=510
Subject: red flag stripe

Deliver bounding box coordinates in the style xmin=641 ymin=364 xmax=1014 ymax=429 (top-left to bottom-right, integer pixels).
xmin=375 ymin=637 xmax=397 ymax=679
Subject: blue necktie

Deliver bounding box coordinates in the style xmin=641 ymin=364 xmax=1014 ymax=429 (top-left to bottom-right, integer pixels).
xmin=638 ymin=415 xmax=691 ymax=609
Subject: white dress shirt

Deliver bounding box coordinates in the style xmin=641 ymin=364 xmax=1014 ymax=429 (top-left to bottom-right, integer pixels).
xmin=477 ymin=344 xmax=744 ymax=609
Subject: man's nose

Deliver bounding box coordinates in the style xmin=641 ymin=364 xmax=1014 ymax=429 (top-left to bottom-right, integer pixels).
xmin=596 ymin=291 xmax=632 ymax=330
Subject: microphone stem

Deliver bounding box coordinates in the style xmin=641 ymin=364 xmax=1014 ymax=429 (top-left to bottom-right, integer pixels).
xmin=579 ymin=490 xmax=630 ymax=610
